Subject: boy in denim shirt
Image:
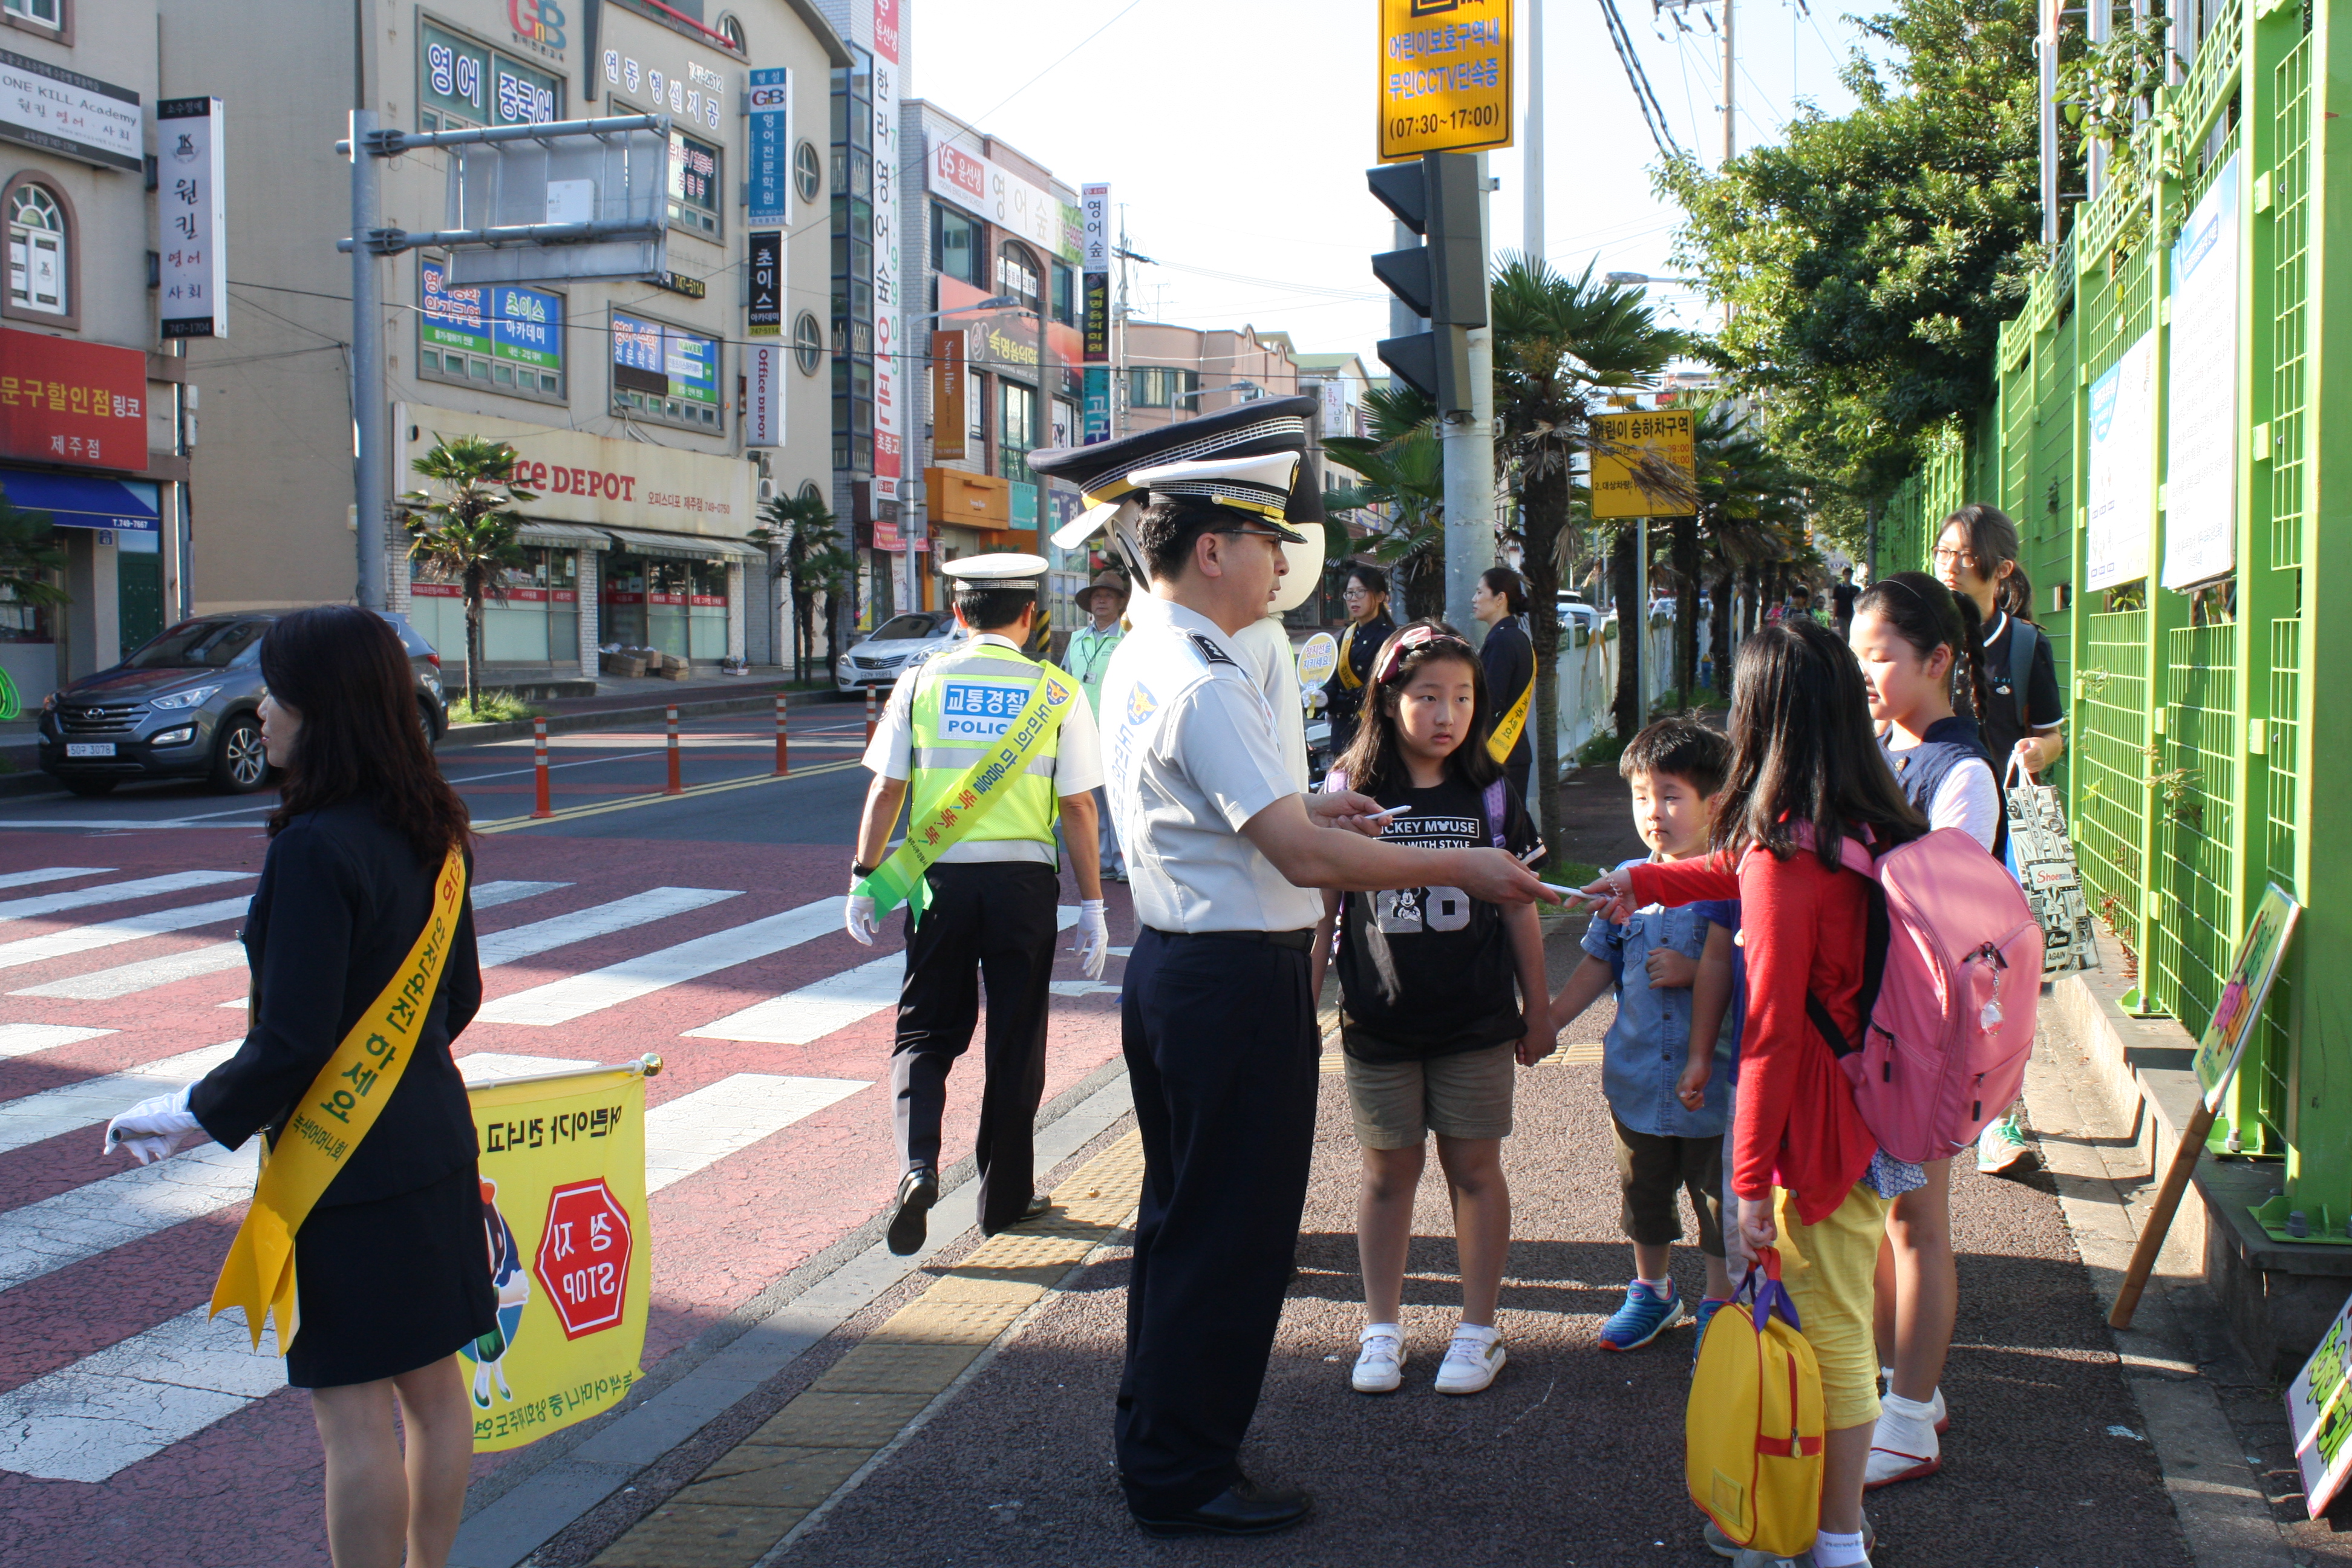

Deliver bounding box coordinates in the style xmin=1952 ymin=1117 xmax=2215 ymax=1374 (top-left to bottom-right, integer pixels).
xmin=1550 ymin=719 xmax=1740 ymax=1351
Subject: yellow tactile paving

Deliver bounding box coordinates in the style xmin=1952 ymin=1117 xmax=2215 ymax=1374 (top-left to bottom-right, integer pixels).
xmin=590 ymin=1128 xmax=1148 ymax=1567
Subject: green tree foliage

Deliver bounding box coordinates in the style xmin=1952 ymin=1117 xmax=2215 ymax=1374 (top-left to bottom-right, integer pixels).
xmin=1660 ymin=0 xmax=2043 ymax=506
xmin=0 ymin=495 xmax=67 ymax=613
xmin=401 ymin=434 xmax=532 ymax=711
xmin=750 ymin=489 xmax=855 ymax=681
xmin=1324 ymin=384 xmax=1445 ymax=620
xmin=1489 ymin=255 xmax=1682 ymax=833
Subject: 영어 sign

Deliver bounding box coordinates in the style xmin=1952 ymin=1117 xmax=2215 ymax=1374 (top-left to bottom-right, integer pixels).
xmin=1377 ymin=0 xmax=1513 ymax=163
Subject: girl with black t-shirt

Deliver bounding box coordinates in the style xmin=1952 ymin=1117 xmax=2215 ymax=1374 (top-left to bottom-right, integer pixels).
xmin=1308 ymin=621 xmax=1549 ymax=1400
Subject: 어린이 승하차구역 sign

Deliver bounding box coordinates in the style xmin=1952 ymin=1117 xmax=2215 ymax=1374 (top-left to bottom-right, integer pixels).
xmin=1377 ymin=0 xmax=1513 ymax=163
xmin=1588 ymin=410 xmax=1697 ymax=519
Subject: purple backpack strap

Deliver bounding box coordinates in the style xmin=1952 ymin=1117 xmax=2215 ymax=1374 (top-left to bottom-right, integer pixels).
xmin=1484 ymin=777 xmax=1508 ymax=848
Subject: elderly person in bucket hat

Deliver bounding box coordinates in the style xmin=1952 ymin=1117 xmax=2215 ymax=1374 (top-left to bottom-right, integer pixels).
xmin=1063 ymin=567 xmax=1131 ymax=881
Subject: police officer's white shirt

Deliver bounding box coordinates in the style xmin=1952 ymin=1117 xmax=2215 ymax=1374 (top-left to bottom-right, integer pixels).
xmin=861 ymin=632 xmax=1105 ymax=865
xmin=1100 ymin=599 xmax=1325 ymax=933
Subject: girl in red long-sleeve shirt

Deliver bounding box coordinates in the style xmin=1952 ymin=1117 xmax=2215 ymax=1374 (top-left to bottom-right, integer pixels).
xmin=1584 ymin=618 xmax=1922 ymax=1568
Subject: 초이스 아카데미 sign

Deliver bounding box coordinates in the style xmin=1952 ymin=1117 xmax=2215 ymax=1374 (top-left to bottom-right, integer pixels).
xmin=1377 ymin=0 xmax=1513 ymax=163
xmin=157 ymin=98 xmax=228 ymax=339
xmin=0 ymin=328 xmax=146 ymax=471
xmin=423 ymin=261 xmax=562 ymax=384
xmin=0 ymin=49 xmax=141 ymax=172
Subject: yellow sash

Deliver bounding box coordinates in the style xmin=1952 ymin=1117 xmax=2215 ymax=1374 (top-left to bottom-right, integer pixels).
xmin=1334 ymin=621 xmax=1365 ymax=690
xmin=1488 ymin=667 xmax=1535 ymax=763
xmin=211 ymin=846 xmax=468 ymax=1351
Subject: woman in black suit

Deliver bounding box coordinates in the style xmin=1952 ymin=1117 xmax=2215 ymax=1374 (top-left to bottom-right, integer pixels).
xmin=1471 ymin=566 xmax=1535 ymax=805
xmin=105 ymin=605 xmax=489 ymax=1568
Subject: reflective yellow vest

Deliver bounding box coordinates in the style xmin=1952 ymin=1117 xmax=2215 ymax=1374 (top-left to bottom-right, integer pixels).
xmin=907 ymin=639 xmax=1066 ymax=848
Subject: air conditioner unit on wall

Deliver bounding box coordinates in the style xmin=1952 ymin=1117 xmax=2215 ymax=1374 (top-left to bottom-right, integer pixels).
xmin=757 ymin=477 xmax=777 ymax=503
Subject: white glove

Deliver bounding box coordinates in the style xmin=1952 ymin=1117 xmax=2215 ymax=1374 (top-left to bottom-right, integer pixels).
xmin=1071 ymin=898 xmax=1111 ymax=981
xmin=104 ymin=1083 xmax=203 ymax=1165
xmin=844 ymin=892 xmax=879 ymax=946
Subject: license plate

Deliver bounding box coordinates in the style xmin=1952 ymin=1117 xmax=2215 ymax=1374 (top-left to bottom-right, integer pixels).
xmin=65 ymin=742 xmax=116 ymax=758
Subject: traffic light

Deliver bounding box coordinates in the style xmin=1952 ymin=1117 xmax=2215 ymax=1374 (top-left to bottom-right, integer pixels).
xmin=1367 ymin=152 xmax=1486 ymax=414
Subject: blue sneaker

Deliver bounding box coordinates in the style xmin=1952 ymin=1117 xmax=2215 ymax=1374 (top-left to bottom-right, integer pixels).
xmin=1690 ymin=1296 xmax=1730 ymax=1365
xmin=1599 ymin=1279 xmax=1686 ymax=1351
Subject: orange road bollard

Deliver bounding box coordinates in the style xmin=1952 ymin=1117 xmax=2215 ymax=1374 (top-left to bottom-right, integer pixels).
xmin=665 ymin=704 xmax=684 ymax=795
xmin=774 ymin=691 xmax=790 ymax=776
xmin=865 ymin=687 xmax=877 ymax=742
xmin=531 ymin=717 xmax=553 ymax=819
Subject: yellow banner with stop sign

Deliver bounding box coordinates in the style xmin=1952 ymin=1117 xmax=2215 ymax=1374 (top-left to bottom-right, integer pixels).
xmin=463 ymin=1059 xmax=655 ymax=1452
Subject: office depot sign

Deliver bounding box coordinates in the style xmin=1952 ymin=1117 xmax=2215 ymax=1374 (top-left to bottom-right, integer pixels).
xmin=399 ymin=403 xmax=751 ymax=533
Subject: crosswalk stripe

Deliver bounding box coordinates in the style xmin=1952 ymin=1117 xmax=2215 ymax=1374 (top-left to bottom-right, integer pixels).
xmin=0 ymin=871 xmax=250 ymax=926
xmin=682 ymin=907 xmax=1081 ymax=1046
xmin=0 ymin=1024 xmax=117 ymax=1060
xmin=0 ymin=1042 xmax=241 ymax=1158
xmin=457 ymin=1052 xmax=598 ymax=1083
xmin=0 ymin=893 xmax=255 ymax=977
xmin=16 ymin=881 xmax=569 ymax=1005
xmin=474 ymin=898 xmax=844 ymax=1027
xmin=0 ymin=1069 xmax=869 ymax=1483
xmin=0 ymin=868 xmax=113 ymax=892
xmin=474 ymin=887 xmax=739 ymax=970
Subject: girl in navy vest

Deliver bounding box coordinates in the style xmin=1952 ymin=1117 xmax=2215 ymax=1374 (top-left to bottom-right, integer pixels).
xmin=1845 ymin=570 xmax=1998 ymax=1496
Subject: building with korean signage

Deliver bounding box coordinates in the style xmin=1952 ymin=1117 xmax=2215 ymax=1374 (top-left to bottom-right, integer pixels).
xmin=154 ymin=0 xmax=848 ymax=681
xmin=896 ymin=97 xmax=1086 ymax=625
xmin=0 ymin=7 xmax=196 ymax=702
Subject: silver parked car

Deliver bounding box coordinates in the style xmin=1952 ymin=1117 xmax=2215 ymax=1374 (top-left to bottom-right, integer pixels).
xmin=834 ymin=611 xmax=964 ymax=694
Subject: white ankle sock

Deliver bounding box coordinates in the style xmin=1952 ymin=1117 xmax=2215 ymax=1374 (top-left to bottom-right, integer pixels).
xmin=1637 ymin=1276 xmax=1673 ymax=1301
xmin=1814 ymin=1526 xmax=1869 ymax=1567
xmin=1879 ymin=1391 xmax=1939 ymax=1432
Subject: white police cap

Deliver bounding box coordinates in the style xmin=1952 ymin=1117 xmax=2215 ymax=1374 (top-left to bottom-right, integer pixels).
xmin=941 ymin=552 xmax=1048 ymax=592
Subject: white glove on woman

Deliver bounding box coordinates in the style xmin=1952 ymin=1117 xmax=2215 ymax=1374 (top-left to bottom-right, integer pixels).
xmin=1072 ymin=899 xmax=1111 ymax=981
xmin=844 ymin=892 xmax=879 ymax=946
xmin=104 ymin=1082 xmax=203 ymax=1165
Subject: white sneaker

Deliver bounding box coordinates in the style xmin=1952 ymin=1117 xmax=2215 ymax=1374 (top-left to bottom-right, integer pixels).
xmin=1864 ymin=1391 xmax=1943 ymax=1488
xmin=1434 ymin=1326 xmax=1506 ymax=1394
xmin=1352 ymin=1326 xmax=1406 ymax=1394
xmin=1877 ymin=1370 xmax=1948 ymax=1431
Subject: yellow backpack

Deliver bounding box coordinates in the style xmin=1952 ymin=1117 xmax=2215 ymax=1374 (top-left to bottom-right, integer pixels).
xmin=1687 ymin=1247 xmax=1825 ymax=1557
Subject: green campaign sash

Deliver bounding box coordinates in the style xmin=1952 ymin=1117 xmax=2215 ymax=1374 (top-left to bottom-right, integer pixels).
xmin=856 ymin=668 xmax=1077 ymax=924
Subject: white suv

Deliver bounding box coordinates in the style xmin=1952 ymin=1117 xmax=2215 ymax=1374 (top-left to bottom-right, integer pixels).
xmin=835 ymin=611 xmax=964 ymax=693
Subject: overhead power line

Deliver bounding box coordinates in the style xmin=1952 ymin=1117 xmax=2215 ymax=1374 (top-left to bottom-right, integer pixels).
xmin=1599 ymin=0 xmax=1685 ymax=160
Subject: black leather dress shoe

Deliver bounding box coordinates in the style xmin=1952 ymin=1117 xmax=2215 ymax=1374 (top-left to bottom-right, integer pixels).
xmin=980 ymin=1193 xmax=1053 ymax=1237
xmin=1131 ymin=1478 xmax=1312 ymax=1538
xmin=886 ymin=1167 xmax=937 ymax=1255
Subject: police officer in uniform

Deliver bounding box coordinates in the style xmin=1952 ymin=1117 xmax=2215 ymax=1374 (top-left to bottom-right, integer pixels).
xmin=846 ymin=555 xmax=1112 ymax=1255
xmin=1031 ymin=403 xmax=1555 ymax=1538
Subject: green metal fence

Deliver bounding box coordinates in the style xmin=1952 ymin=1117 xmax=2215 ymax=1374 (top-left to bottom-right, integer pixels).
xmin=1877 ymin=0 xmax=2352 ymax=1214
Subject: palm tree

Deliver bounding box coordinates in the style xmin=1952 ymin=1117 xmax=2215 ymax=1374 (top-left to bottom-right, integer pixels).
xmin=401 ymin=434 xmax=534 ymax=713
xmin=750 ymin=488 xmax=855 ymax=681
xmin=1324 ymin=384 xmax=1446 ymax=619
xmin=1489 ymin=255 xmax=1685 ymax=830
xmin=1668 ymin=400 xmax=1817 ymax=699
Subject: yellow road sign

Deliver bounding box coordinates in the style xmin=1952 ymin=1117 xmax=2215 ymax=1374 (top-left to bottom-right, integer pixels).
xmin=1589 ymin=409 xmax=1697 ymax=519
xmin=1377 ymin=0 xmax=1514 ymax=163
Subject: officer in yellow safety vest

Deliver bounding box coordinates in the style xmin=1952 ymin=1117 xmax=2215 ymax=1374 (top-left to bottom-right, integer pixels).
xmin=846 ymin=554 xmax=1111 ymax=1254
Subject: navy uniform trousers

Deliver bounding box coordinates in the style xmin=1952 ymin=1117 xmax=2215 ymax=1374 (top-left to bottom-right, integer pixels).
xmin=892 ymin=860 xmax=1057 ymax=1235
xmin=1114 ymin=926 xmax=1320 ymax=1515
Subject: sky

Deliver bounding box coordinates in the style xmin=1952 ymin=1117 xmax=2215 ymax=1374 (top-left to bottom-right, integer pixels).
xmin=912 ymin=0 xmax=1880 ymax=370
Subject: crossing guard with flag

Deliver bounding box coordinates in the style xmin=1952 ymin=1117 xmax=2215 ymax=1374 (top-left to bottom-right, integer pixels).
xmin=844 ymin=553 xmax=1112 ymax=1254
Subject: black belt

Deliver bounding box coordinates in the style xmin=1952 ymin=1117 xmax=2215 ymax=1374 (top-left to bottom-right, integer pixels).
xmin=1148 ymin=926 xmax=1316 ymax=952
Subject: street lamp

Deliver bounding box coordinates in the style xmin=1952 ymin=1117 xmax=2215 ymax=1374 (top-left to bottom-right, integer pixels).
xmin=1603 ymin=271 xmax=1702 ymax=287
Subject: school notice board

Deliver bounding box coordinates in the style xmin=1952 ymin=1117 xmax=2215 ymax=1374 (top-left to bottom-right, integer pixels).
xmin=2161 ymin=153 xmax=2241 ymax=591
xmin=2189 ymin=881 xmax=2299 ymax=1109
xmin=2288 ymin=1289 xmax=2352 ymax=1517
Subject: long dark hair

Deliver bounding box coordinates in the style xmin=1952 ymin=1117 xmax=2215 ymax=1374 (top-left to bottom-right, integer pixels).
xmin=262 ymin=606 xmax=470 ymax=863
xmin=1330 ymin=618 xmax=1499 ymax=799
xmin=1855 ymin=570 xmax=1989 ymax=727
xmin=1713 ymin=618 xmax=1923 ymax=868
xmin=1940 ymin=503 xmax=2033 ymax=621
xmin=1480 ymin=565 xmax=1528 ymax=615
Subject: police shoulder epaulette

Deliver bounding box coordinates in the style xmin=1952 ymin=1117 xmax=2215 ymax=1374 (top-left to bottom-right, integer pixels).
xmin=1188 ymin=633 xmax=1237 ymax=668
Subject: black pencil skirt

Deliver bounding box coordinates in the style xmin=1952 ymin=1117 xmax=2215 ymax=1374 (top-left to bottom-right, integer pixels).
xmin=286 ymin=1162 xmax=498 ymax=1390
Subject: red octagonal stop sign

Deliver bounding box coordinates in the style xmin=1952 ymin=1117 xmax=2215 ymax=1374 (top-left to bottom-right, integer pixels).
xmin=532 ymin=1178 xmax=633 ymax=1339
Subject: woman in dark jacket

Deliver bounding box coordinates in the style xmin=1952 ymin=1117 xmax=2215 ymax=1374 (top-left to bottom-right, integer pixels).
xmin=1471 ymin=566 xmax=1535 ymax=805
xmin=1327 ymin=564 xmax=1396 ymax=755
xmin=103 ymin=605 xmax=489 ymax=1568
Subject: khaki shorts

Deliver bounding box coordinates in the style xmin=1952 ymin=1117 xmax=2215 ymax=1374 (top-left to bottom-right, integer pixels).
xmin=1344 ymin=1041 xmax=1517 ymax=1148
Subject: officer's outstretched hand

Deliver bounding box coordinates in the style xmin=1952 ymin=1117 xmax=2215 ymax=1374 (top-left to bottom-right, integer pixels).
xmin=1072 ymin=898 xmax=1111 ymax=980
xmin=1457 ymin=847 xmax=1564 ymax=907
xmin=1307 ymin=787 xmax=1392 ymax=837
xmin=844 ymin=892 xmax=880 ymax=946
xmin=104 ymin=1082 xmax=202 ymax=1165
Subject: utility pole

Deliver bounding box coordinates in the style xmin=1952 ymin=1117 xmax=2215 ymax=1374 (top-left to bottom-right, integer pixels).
xmin=1721 ymin=0 xmax=1736 ymax=166
xmin=350 ymin=109 xmax=387 ymax=611
xmin=2040 ymin=0 xmax=2060 ymax=245
xmin=1525 ymin=0 xmax=1544 ymax=263
xmin=1442 ymin=155 xmax=1494 ymax=639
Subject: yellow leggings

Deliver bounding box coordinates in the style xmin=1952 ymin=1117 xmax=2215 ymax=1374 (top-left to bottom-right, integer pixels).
xmin=1775 ymin=1181 xmax=1892 ymax=1429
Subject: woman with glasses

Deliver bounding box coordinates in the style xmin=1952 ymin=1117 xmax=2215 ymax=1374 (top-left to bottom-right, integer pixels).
xmin=1328 ymin=564 xmax=1395 ymax=756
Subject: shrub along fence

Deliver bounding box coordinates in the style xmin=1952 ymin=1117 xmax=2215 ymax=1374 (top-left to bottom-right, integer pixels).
xmin=1878 ymin=0 xmax=2352 ymax=1223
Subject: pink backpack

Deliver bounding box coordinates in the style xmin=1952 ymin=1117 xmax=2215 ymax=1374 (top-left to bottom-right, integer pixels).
xmin=1769 ymin=828 xmax=2043 ymax=1163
